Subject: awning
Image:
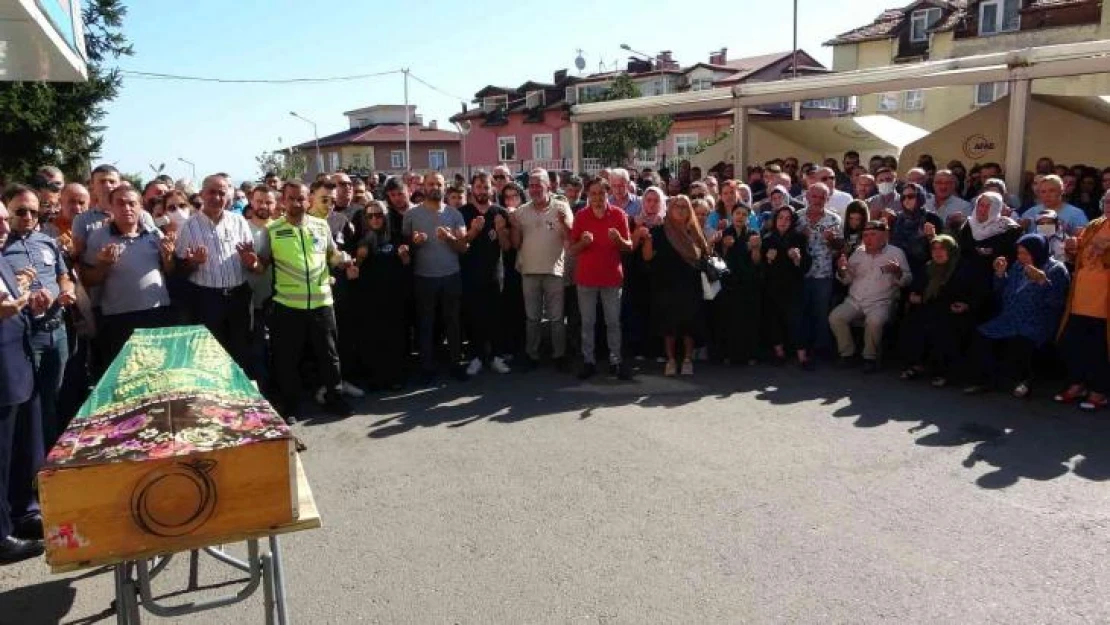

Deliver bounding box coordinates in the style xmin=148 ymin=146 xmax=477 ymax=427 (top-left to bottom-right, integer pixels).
xmin=759 ymin=115 xmax=929 ymax=156
xmin=0 ymin=0 xmax=88 ymax=82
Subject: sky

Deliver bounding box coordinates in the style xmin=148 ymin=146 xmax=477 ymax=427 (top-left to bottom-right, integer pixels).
xmin=99 ymin=0 xmax=899 ymax=183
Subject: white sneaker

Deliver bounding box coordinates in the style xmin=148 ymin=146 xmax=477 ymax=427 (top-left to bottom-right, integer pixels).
xmin=664 ymin=360 xmax=677 ymax=377
xmin=340 ymin=381 xmax=365 ymax=398
xmin=466 ymin=358 xmax=483 ymax=376
xmin=314 ymin=386 xmax=327 ymax=405
xmin=490 ymin=356 xmax=511 ymax=374
xmin=681 ymin=360 xmax=694 ymax=376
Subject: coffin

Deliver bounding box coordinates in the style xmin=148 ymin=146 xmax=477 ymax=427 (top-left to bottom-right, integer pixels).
xmin=38 ymin=325 xmax=296 ymax=569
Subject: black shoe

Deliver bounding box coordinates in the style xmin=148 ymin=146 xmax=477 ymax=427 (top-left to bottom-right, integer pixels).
xmin=616 ymin=362 xmax=634 ymax=381
xmin=418 ymin=370 xmax=438 ymax=386
xmin=838 ymin=356 xmax=858 ymax=368
xmin=553 ymin=356 xmax=570 ymax=373
xmin=12 ymin=517 xmax=43 ymax=541
xmin=517 ymin=358 xmax=538 ymax=373
xmin=293 ymin=436 xmax=308 ymax=452
xmin=451 ymin=364 xmax=470 ymax=382
xmin=861 ymin=359 xmax=879 ymax=374
xmin=800 ymin=359 xmax=816 ymax=372
xmin=0 ymin=535 xmax=44 ymax=565
xmin=578 ymin=363 xmax=596 ymax=380
xmin=323 ymin=393 xmax=354 ymax=417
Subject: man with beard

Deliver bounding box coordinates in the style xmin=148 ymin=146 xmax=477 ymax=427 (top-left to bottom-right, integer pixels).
xmin=246 ymin=186 xmax=276 ymax=387
xmin=460 ymin=172 xmax=512 ymax=376
xmin=403 ymin=173 xmax=469 ymax=382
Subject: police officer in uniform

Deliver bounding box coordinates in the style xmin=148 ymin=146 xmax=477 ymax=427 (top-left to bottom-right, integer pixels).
xmin=2 ymin=185 xmax=78 ymax=450
xmin=0 ymin=245 xmax=47 ymax=564
xmin=257 ymin=183 xmax=356 ymax=426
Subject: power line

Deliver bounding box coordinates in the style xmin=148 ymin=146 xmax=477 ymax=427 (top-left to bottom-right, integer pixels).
xmin=407 ymin=72 xmax=467 ymax=103
xmin=118 ymin=68 xmax=403 ymax=84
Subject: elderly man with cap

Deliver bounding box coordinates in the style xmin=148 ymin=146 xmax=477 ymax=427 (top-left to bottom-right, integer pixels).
xmin=829 ymin=220 xmax=912 ymax=373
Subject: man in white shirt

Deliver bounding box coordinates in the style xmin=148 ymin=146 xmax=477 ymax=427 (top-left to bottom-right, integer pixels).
xmin=926 ymin=169 xmax=971 ymax=229
xmin=828 ymin=220 xmax=912 ymax=373
xmin=175 ymin=173 xmax=261 ymax=370
xmin=816 ymin=167 xmax=853 ymax=216
xmin=510 ymin=168 xmax=573 ymax=371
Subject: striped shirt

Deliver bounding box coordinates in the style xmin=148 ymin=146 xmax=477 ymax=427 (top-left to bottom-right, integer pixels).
xmin=175 ymin=209 xmax=253 ymax=289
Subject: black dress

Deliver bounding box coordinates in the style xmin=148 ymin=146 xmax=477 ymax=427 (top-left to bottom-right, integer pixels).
xmin=955 ymin=222 xmax=1022 ymax=322
xmin=647 ymin=225 xmax=705 ymax=339
xmin=761 ymin=228 xmax=811 ymax=350
xmin=352 ymin=238 xmax=409 ymax=389
xmin=622 ymin=216 xmax=655 ymax=358
xmin=899 ymin=258 xmax=984 ymax=376
xmin=711 ymin=227 xmax=763 ymax=363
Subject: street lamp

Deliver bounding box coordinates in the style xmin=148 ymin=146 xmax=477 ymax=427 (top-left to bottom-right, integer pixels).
xmin=619 ymin=43 xmax=654 ymax=65
xmin=177 ymin=157 xmax=196 ymax=182
xmin=289 ymin=111 xmax=322 ymax=175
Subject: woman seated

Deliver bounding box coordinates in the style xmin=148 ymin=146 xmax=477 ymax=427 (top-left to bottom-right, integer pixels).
xmin=640 ymin=194 xmax=710 ymax=376
xmin=761 ymin=205 xmax=813 ymax=369
xmin=890 ymin=182 xmax=945 ymax=281
xmin=711 ymin=205 xmax=763 ymax=365
xmin=1054 ymin=189 xmax=1110 ymax=411
xmin=898 ymin=235 xmax=982 ymax=387
xmin=963 ymin=234 xmax=1070 ymax=398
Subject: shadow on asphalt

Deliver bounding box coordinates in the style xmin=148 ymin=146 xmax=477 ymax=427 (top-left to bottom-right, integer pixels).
xmin=340 ymin=361 xmax=1110 ymax=491
xmin=0 ymin=566 xmax=108 ymax=624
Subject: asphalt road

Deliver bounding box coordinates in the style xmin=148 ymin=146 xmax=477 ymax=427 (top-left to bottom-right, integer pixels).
xmin=2 ymin=363 xmax=1109 ymax=624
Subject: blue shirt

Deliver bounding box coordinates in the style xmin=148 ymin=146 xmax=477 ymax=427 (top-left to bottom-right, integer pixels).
xmin=2 ymin=231 xmax=67 ymax=299
xmin=609 ymin=194 xmax=642 ymax=218
xmin=1020 ymin=203 xmax=1088 ymax=235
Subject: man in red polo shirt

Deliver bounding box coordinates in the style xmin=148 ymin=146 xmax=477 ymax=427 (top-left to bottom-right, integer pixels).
xmin=569 ymin=177 xmax=632 ymax=380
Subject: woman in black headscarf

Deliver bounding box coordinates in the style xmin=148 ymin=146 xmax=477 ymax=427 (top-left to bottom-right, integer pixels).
xmin=351 ymin=201 xmax=411 ymax=390
xmin=711 ymin=205 xmax=763 ymax=365
xmin=762 ymin=205 xmax=812 ymax=369
xmin=890 ymin=182 xmax=944 ymax=281
xmin=898 ymin=235 xmax=981 ymax=387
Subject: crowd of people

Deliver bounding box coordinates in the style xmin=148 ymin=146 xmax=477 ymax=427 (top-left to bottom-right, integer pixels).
xmin=0 ymin=149 xmax=1107 ymax=566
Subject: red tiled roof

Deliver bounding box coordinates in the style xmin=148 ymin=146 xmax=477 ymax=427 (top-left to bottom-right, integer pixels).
xmin=295 ymin=124 xmax=459 ymax=150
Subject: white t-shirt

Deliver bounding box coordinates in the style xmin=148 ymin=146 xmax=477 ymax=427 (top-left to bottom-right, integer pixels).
xmin=515 ymin=199 xmax=573 ymax=277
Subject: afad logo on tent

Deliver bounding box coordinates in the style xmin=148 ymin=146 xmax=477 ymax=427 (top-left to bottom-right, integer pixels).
xmin=963 ymin=134 xmax=997 ymax=160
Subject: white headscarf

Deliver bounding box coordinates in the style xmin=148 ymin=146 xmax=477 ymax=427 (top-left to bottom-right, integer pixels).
xmin=736 ymin=183 xmax=753 ymax=207
xmin=641 ymin=186 xmax=668 ymax=226
xmin=969 ymin=191 xmax=1017 ymax=241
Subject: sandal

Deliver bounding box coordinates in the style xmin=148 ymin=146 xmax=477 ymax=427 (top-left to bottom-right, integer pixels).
xmin=664 ymin=359 xmax=677 ymax=377
xmin=1079 ymin=394 xmax=1108 ymax=412
xmin=900 ymin=367 xmax=922 ymax=380
xmin=1054 ymin=385 xmax=1088 ymax=404
xmin=930 ymin=377 xmax=947 ymax=388
xmin=1012 ymin=382 xmax=1030 ymax=399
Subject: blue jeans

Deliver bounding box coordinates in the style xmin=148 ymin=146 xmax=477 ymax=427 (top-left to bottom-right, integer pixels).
xmin=30 ymin=324 xmax=68 ymax=451
xmin=801 ymin=277 xmax=834 ymax=356
xmin=578 ymin=286 xmax=622 ymax=365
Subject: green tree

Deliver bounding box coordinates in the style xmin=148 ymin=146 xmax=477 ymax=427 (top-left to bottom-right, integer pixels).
xmin=256 ymin=149 xmax=307 ymax=181
xmin=0 ymin=0 xmax=133 ymax=184
xmin=581 ymin=74 xmax=672 ymax=168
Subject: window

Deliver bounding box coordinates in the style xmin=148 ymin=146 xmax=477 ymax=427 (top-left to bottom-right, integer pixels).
xmin=640 ymin=78 xmax=671 ymax=97
xmin=903 ymin=90 xmax=925 ymax=110
xmin=979 ymin=0 xmax=1020 ymax=36
xmin=975 ymin=82 xmax=1009 ymax=106
xmin=690 ymin=78 xmax=714 ymax=91
xmin=525 ymin=90 xmax=545 ymax=108
xmin=578 ymin=84 xmax=610 ymax=103
xmin=634 ymin=146 xmax=658 ymax=163
xmin=428 ymin=150 xmax=447 ymax=170
xmin=532 ymin=134 xmax=553 ymax=161
xmin=498 ymin=136 xmax=517 ymax=161
xmin=351 ymin=154 xmax=363 ymax=168
xmin=390 ymin=150 xmax=405 ymax=169
xmin=482 ymin=94 xmax=509 ymax=112
xmin=803 ymin=97 xmax=844 ymax=110
xmin=878 ymin=92 xmax=901 ymax=112
xmin=674 ymin=133 xmax=699 ymax=158
xmin=328 ymin=152 xmax=340 ymax=173
xmin=564 ymin=87 xmax=578 ymax=104
xmin=910 ymin=8 xmax=942 ymax=43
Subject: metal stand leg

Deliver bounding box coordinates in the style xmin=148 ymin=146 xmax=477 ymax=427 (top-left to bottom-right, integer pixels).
xmin=114 ymin=563 xmax=142 ymax=625
xmin=261 ymin=552 xmax=276 ymax=625
xmin=269 ymin=535 xmax=289 ymax=625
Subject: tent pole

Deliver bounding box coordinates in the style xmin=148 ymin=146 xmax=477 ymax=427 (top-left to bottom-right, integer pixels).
xmin=571 ymin=121 xmax=582 ymax=174
xmin=732 ymin=105 xmax=748 ymax=176
xmin=1004 ymin=78 xmax=1030 ymax=195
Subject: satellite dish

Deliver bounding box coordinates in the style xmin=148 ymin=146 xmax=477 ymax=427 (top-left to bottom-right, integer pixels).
xmin=575 ymin=49 xmax=586 ymax=72
xmin=455 ymin=120 xmax=472 ymax=136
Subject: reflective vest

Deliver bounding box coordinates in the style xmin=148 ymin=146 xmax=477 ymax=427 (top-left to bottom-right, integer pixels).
xmin=267 ymin=215 xmax=334 ymax=309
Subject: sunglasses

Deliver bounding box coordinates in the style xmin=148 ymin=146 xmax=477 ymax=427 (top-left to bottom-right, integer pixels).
xmin=819 ymin=176 xmax=833 ymax=182
xmin=367 ymin=212 xmax=385 ymax=218
xmin=14 ymin=208 xmax=39 ymax=218
xmin=493 ymin=175 xmax=507 ymax=180
xmin=337 ymin=181 xmax=353 ymax=187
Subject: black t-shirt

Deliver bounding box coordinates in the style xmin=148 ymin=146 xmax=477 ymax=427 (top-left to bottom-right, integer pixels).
xmin=460 ymin=203 xmax=508 ymax=284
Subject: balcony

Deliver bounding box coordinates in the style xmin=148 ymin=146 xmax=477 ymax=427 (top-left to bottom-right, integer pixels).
xmin=481 ymin=107 xmax=509 ymax=127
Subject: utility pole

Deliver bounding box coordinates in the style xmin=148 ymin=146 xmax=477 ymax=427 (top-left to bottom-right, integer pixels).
xmin=403 ymin=68 xmax=411 ymax=173
xmin=792 ymin=0 xmax=801 ymax=120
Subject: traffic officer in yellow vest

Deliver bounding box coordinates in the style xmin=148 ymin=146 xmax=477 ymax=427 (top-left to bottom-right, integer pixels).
xmin=257 ymin=182 xmax=356 ymax=424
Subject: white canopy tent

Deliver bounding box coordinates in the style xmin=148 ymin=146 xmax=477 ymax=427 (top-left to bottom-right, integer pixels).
xmin=901 ymin=95 xmax=1110 ymax=171
xmin=569 ymin=40 xmax=1110 ymax=193
xmin=0 ymin=0 xmax=87 ymax=82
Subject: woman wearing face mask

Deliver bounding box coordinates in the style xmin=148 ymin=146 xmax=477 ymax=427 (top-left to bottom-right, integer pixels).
xmin=955 ymin=192 xmax=1023 ymax=318
xmin=963 ymin=234 xmax=1070 ymax=398
xmin=624 ymin=186 xmax=667 ymax=360
xmin=899 ymin=235 xmax=980 ymax=387
xmin=351 ymin=201 xmax=411 ymax=390
xmin=1054 ymin=190 xmax=1110 ymax=411
xmin=711 ymin=205 xmax=763 ymax=365
xmin=762 ymin=205 xmax=813 ymax=369
xmin=158 ymin=189 xmax=193 ymax=322
xmin=639 ymin=194 xmax=710 ymax=376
